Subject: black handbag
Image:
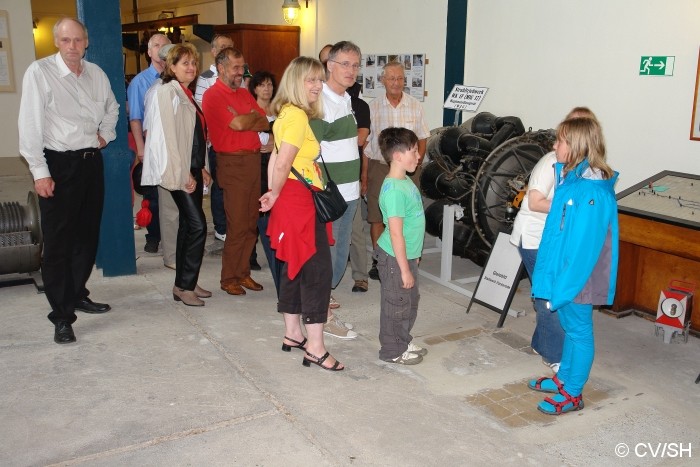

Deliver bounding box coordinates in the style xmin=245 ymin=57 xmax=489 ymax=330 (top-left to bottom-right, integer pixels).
xmin=290 ymin=154 xmax=348 ymax=223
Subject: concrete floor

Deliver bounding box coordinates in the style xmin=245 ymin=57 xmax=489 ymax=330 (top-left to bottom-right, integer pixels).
xmin=1 ymin=157 xmax=699 ymax=466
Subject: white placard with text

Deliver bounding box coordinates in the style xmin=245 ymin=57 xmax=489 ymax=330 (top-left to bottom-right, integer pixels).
xmin=443 ymin=84 xmax=488 ymax=112
xmin=473 ymin=232 xmax=522 ymax=310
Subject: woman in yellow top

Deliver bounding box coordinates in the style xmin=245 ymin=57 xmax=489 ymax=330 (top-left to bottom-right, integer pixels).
xmin=260 ymin=57 xmax=343 ymax=371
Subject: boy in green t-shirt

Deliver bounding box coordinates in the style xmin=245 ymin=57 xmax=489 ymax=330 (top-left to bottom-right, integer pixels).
xmin=374 ymin=127 xmax=427 ymax=365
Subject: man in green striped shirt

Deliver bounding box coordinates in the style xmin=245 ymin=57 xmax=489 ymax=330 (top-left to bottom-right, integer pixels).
xmin=310 ymin=41 xmax=362 ymax=340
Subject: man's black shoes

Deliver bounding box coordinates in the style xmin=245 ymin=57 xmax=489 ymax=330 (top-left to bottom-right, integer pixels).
xmin=75 ymin=298 xmax=111 ymax=314
xmin=369 ymin=259 xmax=380 ymax=281
xmin=144 ymin=240 xmax=159 ymax=253
xmin=54 ymin=321 xmax=76 ymax=344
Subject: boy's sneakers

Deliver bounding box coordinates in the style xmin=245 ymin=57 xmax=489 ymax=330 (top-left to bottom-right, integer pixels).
xmin=389 ymin=351 xmax=423 ymax=365
xmin=407 ymin=342 xmax=428 ymax=356
xmin=324 ymin=316 xmax=357 ymax=339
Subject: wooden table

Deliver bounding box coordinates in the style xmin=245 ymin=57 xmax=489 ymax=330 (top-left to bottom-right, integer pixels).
xmin=611 ymin=171 xmax=700 ymax=332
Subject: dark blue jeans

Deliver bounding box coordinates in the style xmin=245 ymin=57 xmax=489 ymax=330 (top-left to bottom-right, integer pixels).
xmin=208 ymin=147 xmax=227 ymax=236
xmin=143 ymin=187 xmax=160 ymax=243
xmin=257 ymin=213 xmax=280 ymax=296
xmin=518 ymin=246 xmax=564 ymax=364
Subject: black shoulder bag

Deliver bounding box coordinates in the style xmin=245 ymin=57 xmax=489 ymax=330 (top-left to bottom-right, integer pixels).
xmin=290 ymin=154 xmax=348 ymax=223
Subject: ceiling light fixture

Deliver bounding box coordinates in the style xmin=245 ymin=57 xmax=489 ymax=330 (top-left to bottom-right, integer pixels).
xmin=282 ymin=0 xmax=308 ymax=25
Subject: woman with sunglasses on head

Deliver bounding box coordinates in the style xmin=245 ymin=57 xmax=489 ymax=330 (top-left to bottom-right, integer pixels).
xmin=260 ymin=57 xmax=343 ymax=371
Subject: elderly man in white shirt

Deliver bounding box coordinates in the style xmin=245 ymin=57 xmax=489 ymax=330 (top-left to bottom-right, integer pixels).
xmin=364 ymin=61 xmax=430 ymax=280
xmin=18 ymin=17 xmax=119 ymax=344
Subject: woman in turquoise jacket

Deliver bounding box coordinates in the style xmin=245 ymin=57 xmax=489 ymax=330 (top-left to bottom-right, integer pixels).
xmin=529 ymin=117 xmax=619 ymax=415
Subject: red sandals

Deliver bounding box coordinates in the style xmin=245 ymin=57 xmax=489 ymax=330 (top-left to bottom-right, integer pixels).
xmin=538 ymin=388 xmax=584 ymax=415
xmin=528 ymin=374 xmax=563 ymax=394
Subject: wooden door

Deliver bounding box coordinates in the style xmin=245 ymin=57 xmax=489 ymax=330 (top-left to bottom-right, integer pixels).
xmin=214 ymin=23 xmax=300 ymax=88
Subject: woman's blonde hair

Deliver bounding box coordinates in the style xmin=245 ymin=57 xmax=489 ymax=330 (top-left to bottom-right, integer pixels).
xmin=272 ymin=57 xmax=325 ymax=119
xmin=162 ymin=43 xmax=199 ymax=84
xmin=557 ymin=117 xmax=613 ymax=179
xmin=565 ymin=106 xmax=597 ymax=121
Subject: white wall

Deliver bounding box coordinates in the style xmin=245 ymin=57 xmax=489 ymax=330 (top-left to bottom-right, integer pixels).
xmin=6 ymin=0 xmax=700 ymax=192
xmin=234 ymin=0 xmax=449 ymax=132
xmin=465 ymin=0 xmax=700 ymax=190
xmin=0 ymin=1 xmax=35 ymax=159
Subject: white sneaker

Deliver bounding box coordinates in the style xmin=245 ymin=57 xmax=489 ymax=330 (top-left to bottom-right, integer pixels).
xmin=542 ymin=359 xmax=560 ymax=373
xmin=214 ymin=232 xmax=226 ymax=242
xmin=330 ymin=314 xmax=353 ymax=330
xmin=406 ymin=342 xmax=428 ymax=356
xmin=323 ymin=317 xmax=357 ymax=339
xmin=389 ymin=351 xmax=423 ymax=365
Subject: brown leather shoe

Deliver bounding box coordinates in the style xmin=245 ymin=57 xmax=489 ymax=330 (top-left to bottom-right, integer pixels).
xmin=221 ymin=283 xmax=246 ymax=295
xmin=240 ymin=276 xmax=263 ymax=291
xmin=194 ymin=284 xmax=212 ymax=298
xmin=172 ymin=287 xmax=205 ymax=306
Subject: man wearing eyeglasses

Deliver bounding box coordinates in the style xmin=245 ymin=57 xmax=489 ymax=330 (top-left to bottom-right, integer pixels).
xmin=310 ymin=41 xmax=363 ymax=340
xmin=365 ymin=61 xmax=430 ymax=281
xmin=319 ymin=44 xmax=372 ymax=296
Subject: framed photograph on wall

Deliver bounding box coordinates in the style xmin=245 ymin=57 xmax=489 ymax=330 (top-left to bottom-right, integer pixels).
xmin=690 ymin=47 xmax=700 ymax=140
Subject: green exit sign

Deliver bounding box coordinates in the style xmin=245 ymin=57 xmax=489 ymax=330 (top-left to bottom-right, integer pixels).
xmin=639 ymin=56 xmax=674 ymax=76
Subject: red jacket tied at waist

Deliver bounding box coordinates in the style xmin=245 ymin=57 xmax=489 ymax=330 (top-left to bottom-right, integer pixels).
xmin=266 ymin=179 xmax=335 ymax=280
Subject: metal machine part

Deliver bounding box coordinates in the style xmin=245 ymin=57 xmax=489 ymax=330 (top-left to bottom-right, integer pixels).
xmin=0 ymin=192 xmax=43 ymax=275
xmin=421 ymin=112 xmax=555 ymax=263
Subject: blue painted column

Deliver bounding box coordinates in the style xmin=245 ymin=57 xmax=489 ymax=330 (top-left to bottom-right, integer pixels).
xmin=442 ymin=0 xmax=468 ymax=126
xmin=77 ymin=0 xmax=137 ymax=276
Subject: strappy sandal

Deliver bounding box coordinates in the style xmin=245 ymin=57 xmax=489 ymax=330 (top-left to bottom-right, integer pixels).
xmin=538 ymin=388 xmax=584 ymax=415
xmin=302 ymin=351 xmax=344 ymax=371
xmin=528 ymin=374 xmax=563 ymax=394
xmin=281 ymin=336 xmax=307 ymax=352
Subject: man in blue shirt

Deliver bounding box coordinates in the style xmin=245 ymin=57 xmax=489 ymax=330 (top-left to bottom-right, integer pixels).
xmin=127 ymin=33 xmax=170 ymax=255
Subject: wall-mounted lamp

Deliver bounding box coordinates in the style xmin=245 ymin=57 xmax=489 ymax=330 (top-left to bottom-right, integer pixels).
xmin=33 ymin=18 xmax=38 ymax=29
xmin=282 ymin=0 xmax=308 ymax=25
xmin=157 ymin=10 xmax=175 ymax=33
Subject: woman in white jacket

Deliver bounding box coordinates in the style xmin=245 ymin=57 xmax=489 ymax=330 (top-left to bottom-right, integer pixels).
xmin=144 ymin=43 xmax=211 ymax=306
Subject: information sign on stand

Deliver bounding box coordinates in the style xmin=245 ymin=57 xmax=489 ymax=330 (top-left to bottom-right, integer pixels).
xmin=466 ymin=232 xmax=524 ymax=327
xmin=443 ymin=84 xmax=488 ymax=112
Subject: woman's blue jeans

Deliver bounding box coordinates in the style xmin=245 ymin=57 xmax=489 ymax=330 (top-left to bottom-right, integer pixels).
xmin=518 ymin=246 xmax=564 ymax=364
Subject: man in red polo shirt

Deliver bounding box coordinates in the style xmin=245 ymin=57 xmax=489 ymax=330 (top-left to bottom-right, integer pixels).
xmin=202 ymin=47 xmax=269 ymax=296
